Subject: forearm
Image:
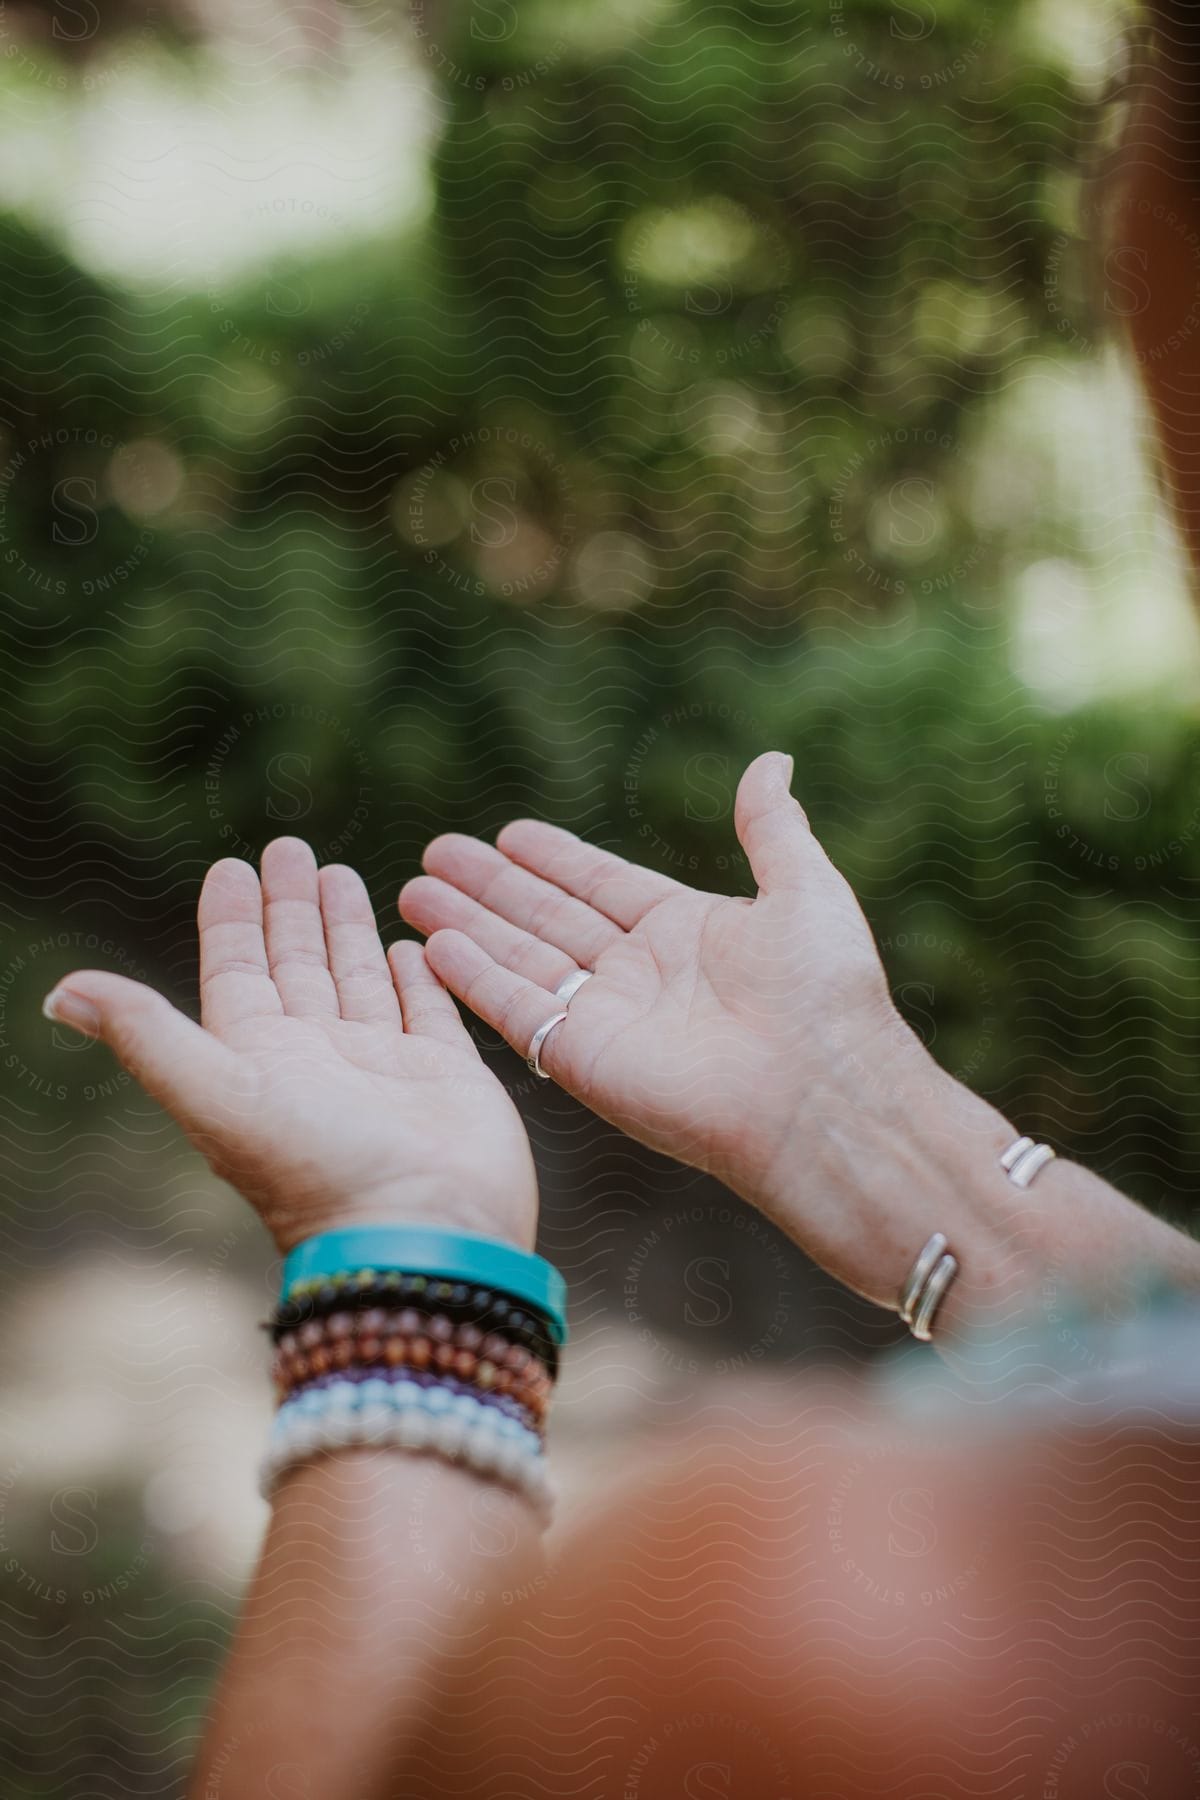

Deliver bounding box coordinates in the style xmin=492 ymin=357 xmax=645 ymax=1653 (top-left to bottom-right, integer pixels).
xmin=749 ymin=1035 xmax=1200 ymax=1337
xmin=189 ymin=1451 xmax=543 ymax=1800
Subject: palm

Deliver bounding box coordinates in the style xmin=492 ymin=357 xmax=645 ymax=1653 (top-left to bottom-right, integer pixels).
xmin=209 ymin=1007 xmax=534 ymax=1255
xmin=400 ymin=754 xmax=891 ymax=1194
xmin=61 ymin=840 xmax=538 ymax=1255
xmin=549 ymin=891 xmax=784 ymax=1172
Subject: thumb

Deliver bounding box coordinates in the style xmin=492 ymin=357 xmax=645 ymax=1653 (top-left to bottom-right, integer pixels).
xmin=43 ymin=971 xmax=239 ymax=1135
xmin=734 ymin=751 xmax=814 ymax=891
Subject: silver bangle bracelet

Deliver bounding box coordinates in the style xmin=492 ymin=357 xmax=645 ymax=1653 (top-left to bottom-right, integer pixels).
xmin=899 ymin=1231 xmax=959 ymax=1342
xmin=899 ymin=1231 xmax=948 ymax=1326
xmin=897 ymin=1134 xmax=1057 ymax=1343
xmin=1000 ymin=1136 xmax=1057 ymax=1189
xmin=910 ymin=1253 xmax=958 ymax=1342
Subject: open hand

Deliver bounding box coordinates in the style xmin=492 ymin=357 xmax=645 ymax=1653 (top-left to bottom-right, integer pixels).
xmin=44 ymin=841 xmax=539 ymax=1253
xmin=398 ymin=753 xmax=912 ymax=1229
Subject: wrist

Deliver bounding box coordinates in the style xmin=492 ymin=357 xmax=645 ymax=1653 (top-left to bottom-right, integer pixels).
xmin=741 ymin=1017 xmax=1031 ymax=1322
xmin=264 ymin=1176 xmax=541 ymax=1258
xmin=748 ymin=1025 xmax=1200 ymax=1342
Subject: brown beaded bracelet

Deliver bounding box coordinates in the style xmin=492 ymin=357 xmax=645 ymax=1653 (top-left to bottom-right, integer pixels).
xmin=271 ymin=1315 xmax=552 ymax=1422
xmin=278 ymin=1309 xmax=552 ymax=1388
xmin=270 ymin=1272 xmax=559 ymax=1377
xmin=272 ymin=1339 xmax=550 ymax=1421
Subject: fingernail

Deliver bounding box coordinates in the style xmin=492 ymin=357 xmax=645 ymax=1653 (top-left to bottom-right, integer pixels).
xmin=42 ymin=987 xmax=101 ymax=1037
xmin=779 ymin=752 xmax=795 ymax=788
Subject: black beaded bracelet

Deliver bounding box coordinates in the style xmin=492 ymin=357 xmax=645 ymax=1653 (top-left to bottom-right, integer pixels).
xmin=264 ymin=1271 xmax=559 ymax=1378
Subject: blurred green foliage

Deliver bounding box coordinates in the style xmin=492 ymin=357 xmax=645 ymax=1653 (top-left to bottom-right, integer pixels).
xmin=3 ymin=0 xmax=1193 ymax=1212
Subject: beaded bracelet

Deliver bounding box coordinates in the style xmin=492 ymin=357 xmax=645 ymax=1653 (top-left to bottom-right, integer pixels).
xmin=280 ymin=1226 xmax=567 ymax=1345
xmin=271 ymin=1272 xmax=559 ymax=1377
xmin=259 ymin=1377 xmax=555 ymax=1523
xmin=261 ymin=1231 xmax=563 ymax=1523
xmin=291 ymin=1365 xmax=543 ymax=1438
xmin=270 ymin=1299 xmax=553 ymax=1393
xmin=272 ymin=1316 xmax=551 ymax=1423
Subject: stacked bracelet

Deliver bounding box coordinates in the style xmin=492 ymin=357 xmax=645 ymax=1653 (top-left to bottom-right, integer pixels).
xmin=270 ymin=1311 xmax=552 ymax=1424
xmin=259 ymin=1378 xmax=554 ymax=1521
xmin=271 ymin=1271 xmax=559 ymax=1376
xmin=280 ymin=1227 xmax=567 ymax=1343
xmin=259 ymin=1226 xmax=564 ymax=1520
xmin=289 ymin=1364 xmax=543 ymax=1436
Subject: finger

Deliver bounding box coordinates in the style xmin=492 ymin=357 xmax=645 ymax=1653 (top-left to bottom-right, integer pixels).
xmin=42 ymin=971 xmax=240 ymax=1137
xmin=421 ymin=834 xmax=623 ymax=967
xmin=198 ymin=857 xmax=282 ymax=1033
xmin=495 ymin=819 xmax=684 ymax=929
xmin=398 ymin=874 xmax=579 ymax=994
xmin=260 ymin=838 xmax=340 ymax=1019
xmin=387 ymin=938 xmax=470 ymax=1046
xmin=318 ymin=864 xmax=400 ymax=1025
xmin=734 ymin=752 xmax=815 ymax=892
xmin=423 ymin=929 xmax=572 ymax=1076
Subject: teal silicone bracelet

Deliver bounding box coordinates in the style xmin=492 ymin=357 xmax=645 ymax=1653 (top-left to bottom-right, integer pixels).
xmin=280 ymin=1226 xmax=568 ymax=1345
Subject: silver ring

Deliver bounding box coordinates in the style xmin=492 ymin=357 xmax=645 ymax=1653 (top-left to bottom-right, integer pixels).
xmin=554 ymin=969 xmax=593 ymax=1004
xmin=526 ymin=1010 xmax=569 ymax=1080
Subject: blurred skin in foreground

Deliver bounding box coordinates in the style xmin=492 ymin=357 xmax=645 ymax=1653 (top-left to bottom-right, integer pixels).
xmin=202 ymin=1370 xmax=1200 ymax=1799
xmin=400 ymin=1388 xmax=1200 ymax=1800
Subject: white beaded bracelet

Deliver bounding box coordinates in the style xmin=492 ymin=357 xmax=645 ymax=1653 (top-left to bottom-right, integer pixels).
xmin=258 ymin=1378 xmax=555 ymax=1523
